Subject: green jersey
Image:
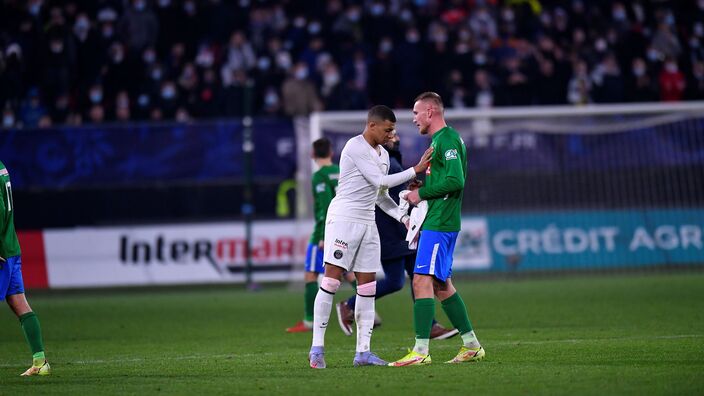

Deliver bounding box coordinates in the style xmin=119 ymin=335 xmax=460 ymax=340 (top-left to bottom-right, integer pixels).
xmin=418 ymin=126 xmax=467 ymax=232
xmin=310 ymin=164 xmax=340 ymax=244
xmin=0 ymin=161 xmax=21 ymax=258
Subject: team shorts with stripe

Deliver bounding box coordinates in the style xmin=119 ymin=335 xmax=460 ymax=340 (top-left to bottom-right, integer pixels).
xmin=414 ymin=230 xmax=459 ymax=282
xmin=0 ymin=255 xmax=25 ymax=301
xmin=323 ymin=218 xmax=381 ymax=273
xmin=305 ymin=242 xmax=325 ymax=273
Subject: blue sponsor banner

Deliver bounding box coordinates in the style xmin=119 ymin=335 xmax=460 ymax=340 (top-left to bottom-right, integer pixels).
xmin=457 ymin=209 xmax=704 ymax=271
xmin=0 ymin=119 xmax=295 ymax=189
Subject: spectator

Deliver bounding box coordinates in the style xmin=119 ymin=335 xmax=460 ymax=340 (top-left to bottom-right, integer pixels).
xmin=281 ymin=62 xmax=321 ymax=116
xmin=1 ymin=0 xmax=704 ymax=126
xmin=118 ymin=0 xmax=159 ymax=54
xmin=659 ymin=58 xmax=686 ymax=102
xmin=625 ymin=58 xmax=659 ymax=102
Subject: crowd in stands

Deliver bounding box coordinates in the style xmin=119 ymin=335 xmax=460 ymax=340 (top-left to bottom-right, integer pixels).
xmin=1 ymin=0 xmax=704 ymax=128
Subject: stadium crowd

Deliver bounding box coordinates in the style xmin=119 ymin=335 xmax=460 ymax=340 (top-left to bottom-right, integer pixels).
xmin=1 ymin=0 xmax=704 ymax=128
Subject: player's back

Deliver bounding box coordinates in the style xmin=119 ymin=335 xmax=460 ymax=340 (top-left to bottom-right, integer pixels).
xmin=327 ymin=135 xmax=390 ymax=224
xmin=0 ymin=160 xmax=21 ymax=258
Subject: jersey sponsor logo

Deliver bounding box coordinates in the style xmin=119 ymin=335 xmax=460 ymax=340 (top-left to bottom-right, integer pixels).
xmin=334 ymin=238 xmax=348 ymax=249
xmin=444 ymin=149 xmax=458 ymax=160
xmin=315 ymin=183 xmax=326 ymax=193
xmin=334 ymin=250 xmax=343 ymax=259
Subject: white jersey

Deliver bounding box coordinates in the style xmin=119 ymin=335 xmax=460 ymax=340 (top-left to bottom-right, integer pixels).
xmin=326 ymin=134 xmax=416 ymax=225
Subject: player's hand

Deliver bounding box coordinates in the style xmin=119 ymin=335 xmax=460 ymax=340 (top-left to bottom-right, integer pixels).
xmin=401 ymin=214 xmax=410 ymax=229
xmin=318 ymin=240 xmax=324 ymax=249
xmin=406 ymin=189 xmax=421 ymax=205
xmin=413 ymin=146 xmax=434 ymax=173
xmin=407 ymin=178 xmax=423 ymax=190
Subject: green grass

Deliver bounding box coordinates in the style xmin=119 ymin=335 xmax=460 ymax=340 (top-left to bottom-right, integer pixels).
xmin=1 ymin=273 xmax=703 ymax=395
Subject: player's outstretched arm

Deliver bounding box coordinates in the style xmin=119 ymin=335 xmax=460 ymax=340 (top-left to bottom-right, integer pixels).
xmin=376 ymin=189 xmax=408 ymax=223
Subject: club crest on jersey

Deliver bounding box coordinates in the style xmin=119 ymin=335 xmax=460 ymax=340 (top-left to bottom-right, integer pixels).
xmin=315 ymin=183 xmax=326 ymax=193
xmin=334 ymin=250 xmax=344 ymax=259
xmin=445 ymin=149 xmax=458 ymax=160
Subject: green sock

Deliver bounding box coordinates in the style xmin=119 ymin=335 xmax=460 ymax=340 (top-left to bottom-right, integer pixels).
xmin=441 ymin=292 xmax=473 ymax=335
xmin=413 ymin=298 xmax=435 ymax=339
xmin=304 ymin=281 xmax=318 ymax=322
xmin=19 ymin=312 xmax=45 ymax=358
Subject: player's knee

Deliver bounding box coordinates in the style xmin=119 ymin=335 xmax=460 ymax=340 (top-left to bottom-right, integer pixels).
xmin=320 ymin=277 xmax=341 ymax=294
xmin=387 ymin=276 xmax=404 ymax=293
xmin=356 ymin=280 xmax=376 ymax=297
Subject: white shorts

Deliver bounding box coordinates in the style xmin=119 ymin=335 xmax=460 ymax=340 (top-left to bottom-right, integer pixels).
xmin=323 ymin=218 xmax=381 ymax=273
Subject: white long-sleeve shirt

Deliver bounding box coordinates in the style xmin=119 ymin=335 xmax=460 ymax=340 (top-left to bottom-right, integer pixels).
xmin=326 ymin=135 xmax=416 ymax=225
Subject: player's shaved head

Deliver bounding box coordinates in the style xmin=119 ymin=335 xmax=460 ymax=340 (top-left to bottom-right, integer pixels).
xmin=367 ymin=105 xmax=397 ymax=123
xmin=414 ymin=91 xmax=444 ymax=112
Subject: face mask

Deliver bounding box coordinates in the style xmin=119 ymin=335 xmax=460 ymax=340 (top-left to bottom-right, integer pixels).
xmin=293 ymin=17 xmax=306 ymax=28
xmin=50 ymin=41 xmax=64 ymax=53
xmin=695 ymin=23 xmax=704 ymax=37
xmin=2 ymin=115 xmax=14 ymax=128
xmin=347 ymin=10 xmax=360 ymax=22
xmin=29 ymin=3 xmax=41 ymax=16
xmin=277 ymin=52 xmax=292 ymax=69
xmin=474 ymin=53 xmax=487 ymax=65
xmin=370 ymin=4 xmax=385 ymax=16
xmin=143 ymin=51 xmax=156 ymax=64
xmin=612 ymin=9 xmax=626 ymax=21
xmin=264 ymin=91 xmax=279 ymax=106
xmin=647 ymin=48 xmax=660 ymax=61
xmin=257 ymin=57 xmax=271 ymax=71
xmin=502 ymin=9 xmax=514 ymax=22
xmin=138 ymin=94 xmax=150 ymax=107
xmin=308 ymin=22 xmax=321 ymax=35
xmin=595 ymin=39 xmax=607 ymax=52
xmin=102 ymin=26 xmax=114 ymax=38
xmin=455 ymin=43 xmax=469 ymax=54
xmin=294 ymin=68 xmax=308 ymax=80
xmin=90 ymin=90 xmax=103 ymax=103
xmin=324 ymin=73 xmax=340 ymax=86
xmin=75 ymin=18 xmax=89 ymax=31
xmin=161 ymin=87 xmax=176 ymax=99
xmin=386 ymin=140 xmax=400 ymax=152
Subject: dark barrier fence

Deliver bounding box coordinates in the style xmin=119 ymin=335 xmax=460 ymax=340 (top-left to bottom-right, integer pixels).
xmin=1 ymin=119 xmax=297 ymax=228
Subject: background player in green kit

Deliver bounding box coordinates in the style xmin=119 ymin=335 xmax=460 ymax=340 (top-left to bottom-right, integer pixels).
xmin=286 ymin=138 xmax=341 ymax=332
xmin=389 ymin=92 xmax=485 ymax=366
xmin=0 ymin=160 xmax=51 ymax=376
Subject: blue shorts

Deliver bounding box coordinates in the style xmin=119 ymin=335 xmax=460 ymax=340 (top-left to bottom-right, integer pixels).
xmin=414 ymin=230 xmax=459 ymax=282
xmin=0 ymin=255 xmax=25 ymax=301
xmin=305 ymin=243 xmax=324 ymax=273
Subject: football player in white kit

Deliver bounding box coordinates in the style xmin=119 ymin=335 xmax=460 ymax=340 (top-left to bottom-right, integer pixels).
xmin=309 ymin=105 xmax=433 ymax=368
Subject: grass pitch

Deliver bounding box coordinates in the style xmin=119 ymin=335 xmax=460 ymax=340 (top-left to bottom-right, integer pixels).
xmin=1 ymin=272 xmax=703 ymax=395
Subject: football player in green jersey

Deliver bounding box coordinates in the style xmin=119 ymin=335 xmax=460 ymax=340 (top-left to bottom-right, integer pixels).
xmin=0 ymin=161 xmax=51 ymax=376
xmin=390 ymin=92 xmax=485 ymax=366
